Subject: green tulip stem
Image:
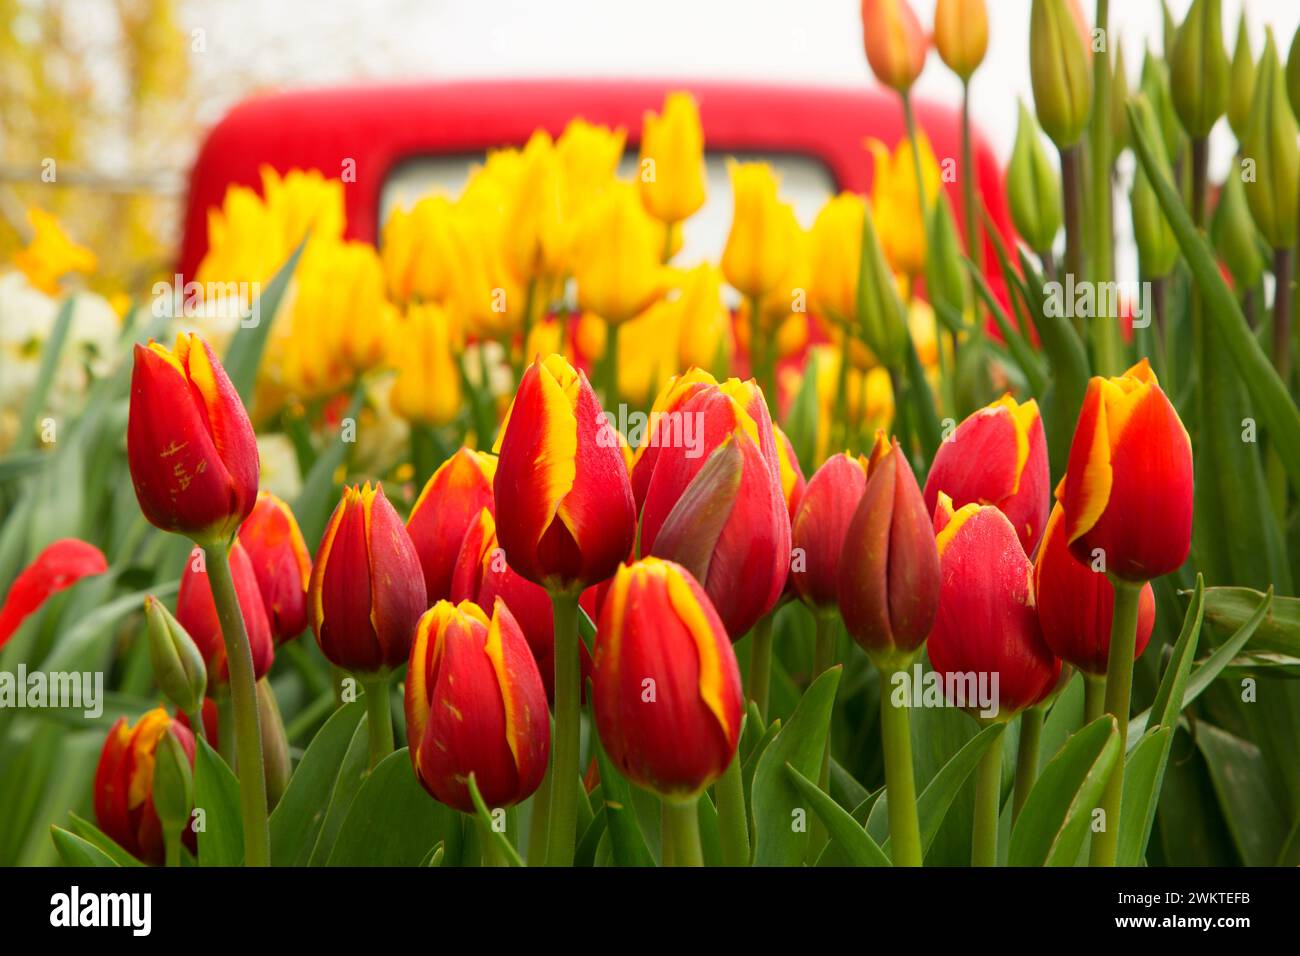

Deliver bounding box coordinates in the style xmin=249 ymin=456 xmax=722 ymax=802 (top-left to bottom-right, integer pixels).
xmin=833 ymin=323 xmax=852 ymax=450
xmin=603 ymin=319 xmax=621 ymax=411
xmin=361 ymin=677 xmax=393 ymax=770
xmin=546 ymin=588 xmax=582 ymax=866
xmin=1090 ymin=577 xmax=1143 ymax=867
xmin=878 ymin=662 xmax=923 ymax=866
xmin=1272 ymin=247 xmax=1293 ymax=390
xmin=747 ymin=294 xmax=776 ymax=413
xmin=1011 ymin=705 xmax=1044 ymax=822
xmin=971 ymin=733 xmax=1003 ymax=867
xmin=202 ymin=539 xmax=270 ymax=868
xmin=517 ymin=278 xmax=536 ymax=382
xmin=747 ymin=614 xmax=774 ymax=723
xmin=662 ymin=797 xmax=703 ymax=867
xmin=960 ymin=77 xmax=981 ymax=279
xmin=715 ymin=748 xmax=750 ymax=866
xmin=477 ymin=813 xmax=509 ymax=868
xmin=185 ymin=707 xmax=207 ymax=746
xmin=1084 ymin=673 xmax=1106 ymax=724
xmin=215 ymin=691 xmax=235 ymax=764
xmin=163 ymin=825 xmax=182 ymax=869
xmin=813 ymin=613 xmax=837 ymax=793
xmin=1059 ymin=143 xmax=1085 ymax=335
xmin=526 ymin=763 xmax=552 ymax=865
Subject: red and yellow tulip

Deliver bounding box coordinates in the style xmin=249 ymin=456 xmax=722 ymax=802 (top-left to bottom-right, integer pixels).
xmin=860 ymin=0 xmax=928 ymax=92
xmin=176 ymin=539 xmax=274 ymax=685
xmin=237 ymin=491 xmax=312 ymax=645
xmin=406 ymin=448 xmax=498 ymax=605
xmin=792 ymin=453 xmax=870 ymax=613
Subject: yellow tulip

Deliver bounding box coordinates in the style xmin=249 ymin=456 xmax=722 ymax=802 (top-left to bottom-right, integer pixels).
xmin=934 ymin=0 xmax=989 ymax=81
xmin=506 ymin=130 xmax=568 ymax=282
xmin=14 ymin=208 xmax=97 ymax=294
xmin=809 ymin=192 xmax=867 ymax=325
xmin=389 ymin=302 xmax=462 ymax=425
xmin=556 ymin=119 xmax=627 ymax=217
xmin=381 ymin=195 xmax=460 ymax=303
xmin=572 ymin=182 xmax=667 ymax=324
xmin=615 ymin=299 xmax=682 ymax=407
xmin=809 ymin=344 xmax=895 ymax=461
xmin=866 ymin=134 xmax=941 ymax=277
xmin=639 ymin=91 xmax=707 ymax=226
xmin=721 ymin=161 xmax=799 ymax=299
xmin=673 ymin=263 xmax=733 ymax=371
xmin=443 ymin=203 xmax=525 ymax=340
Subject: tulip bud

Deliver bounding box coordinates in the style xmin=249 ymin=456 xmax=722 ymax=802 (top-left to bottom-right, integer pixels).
xmin=639 ymin=91 xmax=707 ymax=225
xmin=127 ymin=333 xmax=258 ymax=543
xmin=94 ymin=708 xmax=198 ymax=865
xmin=1029 ymin=0 xmax=1093 ymax=148
xmin=176 ymin=540 xmax=274 ymax=686
xmin=1288 ymin=25 xmax=1300 ymax=121
xmin=309 ymin=482 xmax=428 ymax=673
xmin=591 ymin=558 xmax=743 ymax=798
xmin=923 ymin=395 xmax=1050 ymax=556
xmin=237 ymin=491 xmax=311 ymax=645
xmin=1034 ymin=502 xmax=1156 ymax=675
xmin=1211 ymin=166 xmax=1267 ymax=291
xmin=926 ymin=194 xmax=967 ymax=320
xmin=1110 ymin=42 xmax=1131 ymax=160
xmin=837 ymin=439 xmax=940 ymax=665
xmin=810 ymin=193 xmax=867 ymax=325
xmin=637 ymin=376 xmax=792 ymax=639
xmin=405 ymin=598 xmax=550 ymax=812
xmin=407 ymin=448 xmax=497 ymax=604
xmin=1007 ymin=102 xmax=1063 ymax=254
xmin=791 ymin=453 xmax=870 ymax=613
xmin=1242 ymin=29 xmax=1300 ymax=250
xmin=1131 ymin=126 xmax=1180 ymax=281
xmin=1140 ymin=51 xmax=1188 ymax=167
xmin=145 ymin=595 xmax=206 ymax=714
xmin=857 ymin=197 xmax=909 ymax=369
xmin=150 ymin=728 xmax=194 ymax=845
xmin=930 ymin=496 xmax=1061 ymax=717
xmin=257 ymin=677 xmax=291 ymax=808
xmin=1228 ymin=13 xmax=1257 ymax=140
xmin=573 ymin=182 xmax=668 ymax=323
xmin=389 ymin=302 xmax=463 ymax=426
xmin=860 ymin=0 xmax=928 ymax=93
xmin=721 ymin=161 xmax=799 ymax=300
xmin=934 ymin=0 xmax=987 ymax=81
xmin=1169 ymin=0 xmax=1229 ymax=139
xmin=1058 ymin=359 xmax=1193 ymax=582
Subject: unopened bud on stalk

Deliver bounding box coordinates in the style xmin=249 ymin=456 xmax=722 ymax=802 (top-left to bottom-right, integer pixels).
xmin=927 ymin=195 xmax=967 ymax=321
xmin=1170 ymin=0 xmax=1229 ymax=139
xmin=934 ymin=0 xmax=988 ymax=82
xmin=1288 ymin=26 xmax=1300 ymax=121
xmin=1110 ymin=42 xmax=1131 ymax=161
xmin=151 ymin=728 xmax=194 ymax=843
xmin=1242 ymin=29 xmax=1299 ymax=251
xmin=1211 ymin=167 xmax=1267 ymax=291
xmin=1228 ymin=12 xmax=1257 ymax=140
xmin=145 ymin=595 xmax=206 ymax=715
xmin=1007 ymin=102 xmax=1062 ymax=254
xmin=1140 ymin=52 xmax=1187 ymax=169
xmin=1131 ymin=119 xmax=1179 ymax=280
xmin=257 ymin=678 xmax=291 ymax=809
xmin=856 ymin=201 xmax=909 ymax=369
xmin=1029 ymin=0 xmax=1093 ymax=148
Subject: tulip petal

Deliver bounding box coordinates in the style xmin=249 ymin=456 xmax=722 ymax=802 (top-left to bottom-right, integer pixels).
xmin=0 ymin=538 xmax=107 ymax=648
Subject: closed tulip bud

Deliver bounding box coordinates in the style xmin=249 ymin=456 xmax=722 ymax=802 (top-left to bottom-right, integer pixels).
xmin=856 ymin=196 xmax=910 ymax=368
xmin=150 ymin=728 xmax=194 ymax=844
xmin=127 ymin=333 xmax=258 ymax=543
xmin=810 ymin=193 xmax=867 ymax=324
xmin=493 ymin=355 xmax=636 ymax=593
xmin=407 ymin=448 xmax=497 ymax=604
xmin=145 ymin=595 xmax=206 ymax=714
xmin=637 ymin=377 xmax=792 ymax=639
xmin=1242 ymin=30 xmax=1300 ymax=250
xmin=640 ymin=91 xmax=707 ymax=225
xmin=450 ymin=507 xmax=593 ymax=704
xmin=924 ymin=395 xmax=1050 ymax=556
xmin=1058 ymin=360 xmax=1193 ymax=582
xmin=237 ymin=491 xmax=311 ymax=644
xmin=1034 ymin=502 xmax=1156 ymax=675
xmin=1008 ymin=102 xmax=1064 ymax=253
xmin=94 ymin=708 xmax=198 ymax=865
xmin=573 ymin=183 xmax=668 ymax=323
xmin=592 ymin=558 xmax=743 ymax=798
xmin=1170 ymin=0 xmax=1229 ymax=139
xmin=257 ymin=677 xmax=292 ymax=808
xmin=406 ymin=598 xmax=549 ymax=812
xmin=1131 ymin=125 xmax=1181 ymax=280
xmin=1111 ymin=42 xmax=1132 ymax=160
xmin=930 ymin=496 xmax=1061 ymax=717
xmin=838 ymin=439 xmax=940 ymax=665
xmin=1289 ymin=26 xmax=1300 ymax=121
xmin=177 ymin=540 xmax=274 ymax=685
xmin=927 ymin=194 xmax=967 ymax=319
xmin=1030 ymin=0 xmax=1093 ymax=148
xmin=721 ymin=161 xmax=799 ymax=299
xmin=1211 ymin=167 xmax=1267 ymax=290
xmin=309 ymin=483 xmax=428 ymax=673
xmin=1140 ymin=52 xmax=1188 ymax=171
xmin=389 ymin=303 xmax=462 ymax=426
xmin=934 ymin=0 xmax=987 ymax=81
xmin=860 ymin=0 xmax=928 ymax=92
xmin=629 ymin=367 xmax=719 ymax=504
xmin=791 ymin=453 xmax=870 ymax=613
xmin=1228 ymin=13 xmax=1257 ymax=140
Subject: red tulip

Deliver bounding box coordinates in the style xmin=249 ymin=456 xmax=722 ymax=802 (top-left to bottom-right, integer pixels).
xmin=1058 ymin=359 xmax=1193 ymax=582
xmin=237 ymin=491 xmax=311 ymax=644
xmin=127 ymin=333 xmax=258 ymax=542
xmin=406 ymin=448 xmax=497 ymax=604
xmin=1034 ymin=501 xmax=1156 ymax=675
xmin=176 ymin=539 xmax=274 ymax=685
xmin=0 ymin=538 xmax=106 ymax=648
xmin=493 ymin=354 xmax=635 ymax=593
xmin=405 ymin=598 xmax=549 ymax=812
xmin=175 ymin=696 xmax=220 ymax=749
xmin=449 ymin=506 xmax=593 ymax=703
xmin=929 ymin=494 xmax=1061 ymax=716
xmin=308 ymin=483 xmax=427 ymax=674
xmin=94 ymin=708 xmax=197 ymax=865
xmin=923 ymin=394 xmax=1050 ymax=555
xmin=861 ymin=0 xmax=928 ymax=92
xmin=773 ymin=424 xmax=807 ymax=521
xmin=838 ymin=439 xmax=940 ymax=663
xmin=592 ymin=558 xmax=743 ymax=798
xmin=629 ymin=368 xmax=719 ymax=507
xmin=636 ymin=375 xmax=792 ymax=639
xmin=791 ymin=453 xmax=870 ymax=613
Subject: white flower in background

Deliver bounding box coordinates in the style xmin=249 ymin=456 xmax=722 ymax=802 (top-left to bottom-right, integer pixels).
xmin=256 ymin=432 xmax=302 ymax=502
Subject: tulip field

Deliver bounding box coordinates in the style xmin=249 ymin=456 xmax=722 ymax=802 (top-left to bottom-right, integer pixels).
xmin=2 ymin=0 xmax=1300 ymax=889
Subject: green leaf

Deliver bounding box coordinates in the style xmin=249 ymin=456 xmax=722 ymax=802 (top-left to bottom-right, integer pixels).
xmin=1196 ymin=724 xmax=1288 ymax=866
xmin=293 ymin=381 xmax=366 ymax=547
xmin=1128 ymin=96 xmax=1300 ymax=496
xmin=1116 ymin=726 xmax=1174 ymax=866
xmin=1146 ymin=575 xmax=1207 ymax=731
xmin=781 ymin=348 xmax=820 ymax=475
xmin=327 ymin=748 xmax=454 ymax=866
xmin=466 ymin=774 xmax=523 ymax=866
xmin=269 ymin=701 xmax=365 ymax=866
xmin=65 ymin=813 xmax=145 ymax=867
xmin=1203 ymin=586 xmax=1300 ymax=656
xmin=751 ymin=667 xmax=841 ymax=866
xmin=192 ymin=738 xmax=243 ymax=866
xmin=1009 ymin=715 xmax=1121 ymax=866
xmin=50 ymin=826 xmax=120 ymax=867
xmin=963 ymin=257 xmax=1048 ymax=397
xmin=14 ymin=298 xmax=75 ymax=454
xmin=223 ymin=238 xmax=307 ymax=404
xmin=785 ymin=763 xmax=890 ymax=866
xmin=306 ymin=718 xmax=373 ymax=864
xmin=591 ymin=733 xmax=655 ymax=867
